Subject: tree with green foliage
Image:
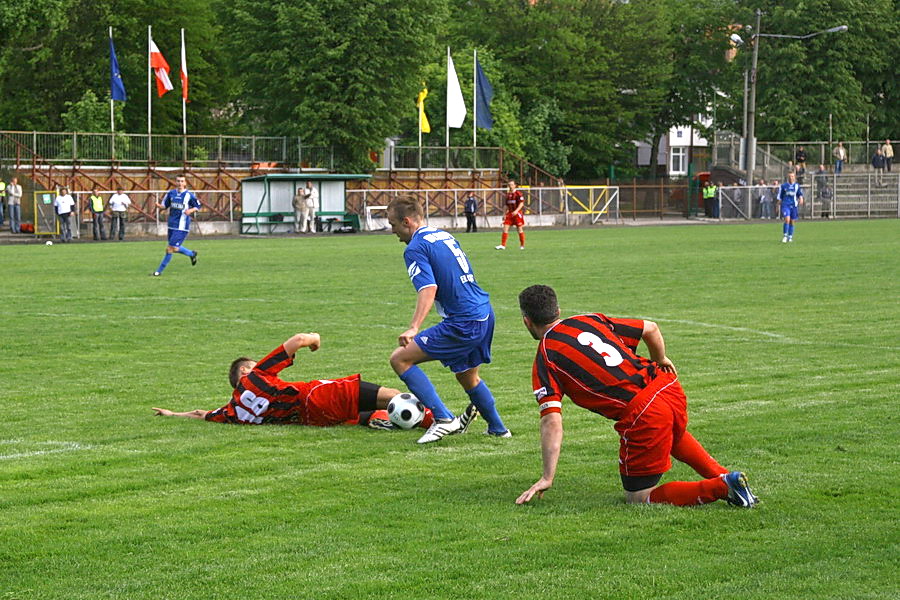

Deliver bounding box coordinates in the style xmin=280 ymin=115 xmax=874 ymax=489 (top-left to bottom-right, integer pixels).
xmin=223 ymin=0 xmax=446 ymax=171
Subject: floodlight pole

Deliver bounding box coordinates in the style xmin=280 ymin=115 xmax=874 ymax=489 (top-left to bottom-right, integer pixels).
xmin=745 ymin=12 xmax=847 ymax=182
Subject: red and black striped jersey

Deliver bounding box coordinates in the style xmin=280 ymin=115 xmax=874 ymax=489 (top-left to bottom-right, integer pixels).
xmin=206 ymin=344 xmax=339 ymax=425
xmin=532 ymin=313 xmax=659 ymax=421
xmin=504 ymin=189 xmax=524 ymax=213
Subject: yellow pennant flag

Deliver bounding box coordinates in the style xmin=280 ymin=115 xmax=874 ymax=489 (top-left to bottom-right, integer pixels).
xmin=416 ymin=87 xmax=431 ymax=133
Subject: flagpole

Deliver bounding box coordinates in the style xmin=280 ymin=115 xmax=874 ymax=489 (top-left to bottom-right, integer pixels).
xmin=445 ymin=46 xmax=450 ymax=170
xmin=472 ymin=48 xmax=477 ymax=170
xmin=147 ymin=25 xmax=152 ymax=162
xmin=181 ymin=28 xmax=186 ymax=136
xmin=110 ymin=26 xmax=115 ymax=134
xmin=418 ymin=92 xmax=423 ymax=170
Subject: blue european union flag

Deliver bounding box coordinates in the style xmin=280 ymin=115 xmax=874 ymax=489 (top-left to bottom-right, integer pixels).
xmin=110 ymin=36 xmax=127 ymax=102
xmin=475 ymin=58 xmax=493 ymax=130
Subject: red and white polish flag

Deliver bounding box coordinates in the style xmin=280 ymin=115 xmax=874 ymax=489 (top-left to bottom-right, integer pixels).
xmin=180 ymin=33 xmax=188 ymax=101
xmin=149 ymin=39 xmax=174 ymax=97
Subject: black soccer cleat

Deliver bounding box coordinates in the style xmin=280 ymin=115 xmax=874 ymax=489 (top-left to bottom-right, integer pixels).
xmin=190 ymin=250 xmax=198 ymax=266
xmin=456 ymin=403 xmax=479 ymax=434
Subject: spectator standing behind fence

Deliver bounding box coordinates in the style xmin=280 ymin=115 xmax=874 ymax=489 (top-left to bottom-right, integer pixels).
xmin=88 ymin=187 xmax=107 ymax=241
xmin=757 ymin=179 xmax=773 ymax=219
xmin=832 ymin=142 xmax=846 ymax=174
xmin=871 ymin=148 xmax=886 ymax=186
xmin=302 ymin=181 xmax=318 ymax=233
xmin=702 ymin=180 xmax=717 ymax=218
xmin=881 ymin=140 xmax=893 ymax=172
xmin=292 ymin=186 xmax=305 ymax=234
xmin=53 ymin=187 xmax=75 ymax=243
xmin=108 ymin=188 xmax=131 ymax=240
xmin=813 ymin=165 xmax=830 ymax=219
xmin=464 ymin=193 xmax=478 ymax=233
xmin=795 ymin=146 xmax=807 ymax=171
xmin=7 ymin=176 xmax=22 ymax=233
xmin=0 ymin=177 xmax=6 ymax=227
xmin=770 ymin=178 xmax=780 ymax=219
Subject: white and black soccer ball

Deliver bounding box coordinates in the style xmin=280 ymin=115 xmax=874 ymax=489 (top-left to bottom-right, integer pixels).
xmin=387 ymin=393 xmax=425 ymax=429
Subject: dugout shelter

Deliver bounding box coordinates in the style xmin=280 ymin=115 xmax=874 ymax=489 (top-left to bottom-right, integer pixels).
xmin=240 ymin=173 xmax=371 ymax=234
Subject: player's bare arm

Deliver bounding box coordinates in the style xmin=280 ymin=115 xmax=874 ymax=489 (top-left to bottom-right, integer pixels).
xmin=399 ymin=286 xmax=437 ymax=347
xmin=151 ymin=407 xmax=210 ymax=419
xmin=516 ymin=412 xmax=563 ymax=504
xmin=283 ymin=332 xmax=321 ymax=356
xmin=641 ymin=320 xmax=677 ymax=375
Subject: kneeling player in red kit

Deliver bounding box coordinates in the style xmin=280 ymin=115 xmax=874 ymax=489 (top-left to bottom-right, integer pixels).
xmin=514 ymin=285 xmax=758 ymax=508
xmin=152 ymin=332 xmax=433 ymax=430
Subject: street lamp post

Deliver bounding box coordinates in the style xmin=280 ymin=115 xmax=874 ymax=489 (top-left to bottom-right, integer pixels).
xmin=742 ymin=9 xmax=848 ymax=182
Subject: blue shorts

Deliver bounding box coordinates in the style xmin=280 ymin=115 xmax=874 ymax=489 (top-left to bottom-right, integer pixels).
xmin=781 ymin=204 xmax=798 ymax=220
xmin=167 ymin=229 xmax=189 ymax=247
xmin=414 ymin=312 xmax=494 ymax=373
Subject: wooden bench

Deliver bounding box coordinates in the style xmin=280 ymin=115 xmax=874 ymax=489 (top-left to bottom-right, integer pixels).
xmin=241 ymin=211 xmax=295 ymax=234
xmin=316 ymin=211 xmax=360 ymax=233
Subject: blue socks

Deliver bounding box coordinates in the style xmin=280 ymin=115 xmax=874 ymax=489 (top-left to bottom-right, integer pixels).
xmin=788 ymin=223 xmax=794 ymax=237
xmin=156 ymin=253 xmax=173 ymax=273
xmin=177 ymin=246 xmax=195 ymax=257
xmin=399 ymin=366 xmax=454 ymax=421
xmin=783 ymin=222 xmax=789 ymax=235
xmin=466 ymin=381 xmax=507 ymax=434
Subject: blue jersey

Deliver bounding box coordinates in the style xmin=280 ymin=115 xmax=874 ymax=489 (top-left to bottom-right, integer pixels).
xmin=777 ymin=182 xmax=803 ymax=207
xmin=163 ymin=189 xmax=200 ymax=231
xmin=404 ymin=226 xmax=491 ymax=321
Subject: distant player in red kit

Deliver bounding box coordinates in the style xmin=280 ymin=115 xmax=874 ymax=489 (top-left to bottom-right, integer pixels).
xmin=495 ymin=179 xmax=526 ymax=250
xmin=515 ymin=285 xmax=758 ymax=508
xmin=152 ymin=332 xmax=433 ymax=430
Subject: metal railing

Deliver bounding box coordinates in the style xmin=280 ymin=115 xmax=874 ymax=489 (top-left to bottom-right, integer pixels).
xmin=0 ymin=130 xmax=335 ymax=169
xmin=346 ymin=186 xmax=619 ymax=228
xmin=717 ymin=173 xmax=899 ymax=220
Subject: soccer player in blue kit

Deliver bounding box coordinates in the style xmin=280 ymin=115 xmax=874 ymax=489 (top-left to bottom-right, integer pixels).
xmin=777 ymin=172 xmax=804 ymax=243
xmin=152 ymin=175 xmax=200 ymax=276
xmin=386 ymin=196 xmax=510 ymax=444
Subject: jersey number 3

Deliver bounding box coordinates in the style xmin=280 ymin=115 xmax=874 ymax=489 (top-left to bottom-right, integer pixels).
xmin=577 ymin=332 xmax=624 ymax=367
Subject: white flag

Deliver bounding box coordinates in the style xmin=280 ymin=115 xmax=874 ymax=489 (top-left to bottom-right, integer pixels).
xmin=446 ymin=52 xmax=466 ymax=128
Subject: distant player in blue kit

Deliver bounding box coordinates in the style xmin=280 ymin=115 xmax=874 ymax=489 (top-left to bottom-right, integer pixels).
xmin=386 ymin=196 xmax=510 ymax=444
xmin=152 ymin=175 xmax=200 ymax=276
xmin=777 ymin=172 xmax=804 ymax=243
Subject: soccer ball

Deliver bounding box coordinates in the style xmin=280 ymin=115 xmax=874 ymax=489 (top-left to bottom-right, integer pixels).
xmin=387 ymin=393 xmax=425 ymax=429
xmin=45 ymin=241 xmax=53 ymax=246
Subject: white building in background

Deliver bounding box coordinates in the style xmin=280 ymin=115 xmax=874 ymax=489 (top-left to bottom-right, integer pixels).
xmin=635 ymin=115 xmax=712 ymax=177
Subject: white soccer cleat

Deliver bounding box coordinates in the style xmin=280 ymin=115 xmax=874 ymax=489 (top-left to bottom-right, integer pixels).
xmin=416 ymin=417 xmax=462 ymax=444
xmin=781 ymin=236 xmax=788 ymax=243
xmin=495 ymin=245 xmax=506 ymax=250
xmin=788 ymin=236 xmax=793 ymax=242
xmin=484 ymin=429 xmax=512 ymax=438
xmin=519 ymin=246 xmax=525 ymax=250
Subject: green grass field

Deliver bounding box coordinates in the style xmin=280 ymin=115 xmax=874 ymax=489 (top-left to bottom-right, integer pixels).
xmin=1 ymin=220 xmax=898 ymax=599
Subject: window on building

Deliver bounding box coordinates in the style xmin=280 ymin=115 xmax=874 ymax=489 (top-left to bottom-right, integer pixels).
xmin=670 ymin=147 xmax=687 ymax=175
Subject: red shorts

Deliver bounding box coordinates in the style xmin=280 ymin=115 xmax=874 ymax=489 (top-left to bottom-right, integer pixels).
xmin=304 ymin=375 xmax=361 ymax=426
xmin=503 ymin=212 xmax=525 ymax=227
xmin=613 ymin=375 xmax=687 ymax=476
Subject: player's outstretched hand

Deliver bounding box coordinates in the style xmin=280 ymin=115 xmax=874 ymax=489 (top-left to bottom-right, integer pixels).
xmin=398 ymin=328 xmax=418 ymax=347
xmin=657 ymin=356 xmax=677 ymax=375
xmin=306 ymin=333 xmax=321 ymax=352
xmin=151 ymin=407 xmax=174 ymax=417
xmin=516 ymin=477 xmax=553 ymax=505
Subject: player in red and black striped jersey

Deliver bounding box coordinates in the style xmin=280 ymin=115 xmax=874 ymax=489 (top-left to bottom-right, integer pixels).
xmin=495 ymin=179 xmax=526 ymax=250
xmin=152 ymin=332 xmax=433 ymax=430
xmin=515 ymin=285 xmax=758 ymax=508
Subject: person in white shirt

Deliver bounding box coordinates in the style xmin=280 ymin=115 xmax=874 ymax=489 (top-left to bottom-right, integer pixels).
xmin=108 ymin=188 xmax=132 ymax=240
xmin=7 ymin=176 xmax=23 ymax=233
xmin=53 ymin=187 xmax=76 ymax=242
xmin=300 ymin=181 xmax=319 ymax=233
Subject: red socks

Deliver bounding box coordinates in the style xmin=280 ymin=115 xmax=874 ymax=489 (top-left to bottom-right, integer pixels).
xmin=672 ymin=431 xmax=728 ymax=478
xmin=518 ymin=232 xmax=525 ymax=247
xmin=648 ymin=476 xmax=728 ymax=506
xmin=501 ymin=232 xmax=508 ymax=247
